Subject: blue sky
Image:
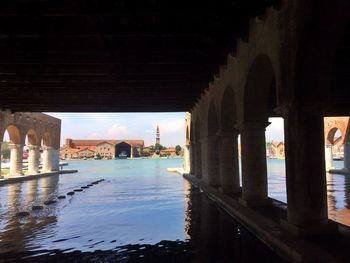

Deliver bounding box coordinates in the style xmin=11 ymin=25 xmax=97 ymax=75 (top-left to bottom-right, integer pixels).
xmin=44 ymin=113 xmax=284 ymax=147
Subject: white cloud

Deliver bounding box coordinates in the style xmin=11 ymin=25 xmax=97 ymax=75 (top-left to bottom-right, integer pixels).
xmin=157 ymin=118 xmax=184 ymax=134
xmin=106 ymin=123 xmax=129 ymax=138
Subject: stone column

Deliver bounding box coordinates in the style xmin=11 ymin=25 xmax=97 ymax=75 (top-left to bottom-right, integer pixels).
xmin=190 ymin=142 xmax=196 ymax=175
xmin=42 ymin=146 xmax=54 ymax=172
xmin=52 ymin=149 xmax=60 ymax=171
xmin=28 ymin=145 xmax=40 ymax=174
xmin=195 ymin=140 xmax=202 ymax=178
xmin=184 ymin=144 xmax=190 ymax=173
xmin=281 ymin=107 xmax=334 ymax=235
xmin=219 ymin=131 xmax=241 ymax=194
xmin=324 ymin=144 xmax=333 ymax=172
xmin=130 ymin=146 xmax=134 ymax=159
xmin=206 ymin=135 xmax=220 ymax=187
xmin=239 ymin=122 xmax=269 ymax=207
xmin=344 ymin=142 xmax=350 ymax=171
xmin=9 ymin=144 xmax=23 ymax=176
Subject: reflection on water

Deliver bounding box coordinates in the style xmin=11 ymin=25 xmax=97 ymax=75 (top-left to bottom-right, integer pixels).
xmin=265 ymin=159 xmax=350 ymax=226
xmin=0 ymin=159 xmax=281 ymax=261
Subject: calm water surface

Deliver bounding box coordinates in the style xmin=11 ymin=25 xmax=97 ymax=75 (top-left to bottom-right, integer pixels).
xmin=265 ymin=159 xmax=350 ymax=225
xmin=0 ymin=158 xmax=281 ymax=262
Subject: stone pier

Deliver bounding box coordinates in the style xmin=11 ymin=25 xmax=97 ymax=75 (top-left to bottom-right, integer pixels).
xmin=28 ymin=145 xmax=40 ymax=174
xmin=9 ymin=144 xmax=23 ymax=176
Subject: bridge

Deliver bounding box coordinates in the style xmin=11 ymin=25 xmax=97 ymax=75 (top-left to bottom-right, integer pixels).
xmin=0 ymin=111 xmax=61 ymax=178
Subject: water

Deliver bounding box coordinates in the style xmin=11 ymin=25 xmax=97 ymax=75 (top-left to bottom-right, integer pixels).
xmin=264 ymin=159 xmax=350 ymax=226
xmin=0 ymin=158 xmax=281 ymax=261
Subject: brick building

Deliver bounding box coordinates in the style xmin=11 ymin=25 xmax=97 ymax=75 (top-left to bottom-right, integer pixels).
xmin=60 ymin=138 xmax=144 ymax=159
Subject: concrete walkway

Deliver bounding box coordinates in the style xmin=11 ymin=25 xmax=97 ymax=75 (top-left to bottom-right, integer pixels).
xmin=0 ymin=171 xmax=60 ymax=186
xmin=184 ymin=174 xmax=350 ymax=262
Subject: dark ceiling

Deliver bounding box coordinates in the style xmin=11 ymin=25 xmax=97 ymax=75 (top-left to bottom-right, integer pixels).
xmin=0 ymin=0 xmax=279 ymax=112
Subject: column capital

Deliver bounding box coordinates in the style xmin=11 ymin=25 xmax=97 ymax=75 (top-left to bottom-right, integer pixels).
xmin=28 ymin=145 xmax=40 ymax=150
xmin=8 ymin=143 xmax=23 ymax=149
xmin=42 ymin=146 xmax=54 ymax=151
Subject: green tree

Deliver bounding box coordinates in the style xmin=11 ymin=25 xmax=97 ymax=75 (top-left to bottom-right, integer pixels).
xmin=1 ymin=142 xmax=10 ymax=159
xmin=155 ymin=143 xmax=165 ymax=154
xmin=175 ymin=145 xmax=182 ymax=155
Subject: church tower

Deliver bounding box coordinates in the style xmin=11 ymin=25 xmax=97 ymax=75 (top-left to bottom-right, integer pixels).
xmin=156 ymin=124 xmax=160 ymax=145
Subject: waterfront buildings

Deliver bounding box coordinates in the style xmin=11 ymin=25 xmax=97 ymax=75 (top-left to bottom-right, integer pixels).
xmin=60 ymin=138 xmax=144 ymax=159
xmin=160 ymin=148 xmax=178 ymax=157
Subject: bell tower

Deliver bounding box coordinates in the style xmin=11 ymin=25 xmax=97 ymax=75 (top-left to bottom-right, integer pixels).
xmin=156 ymin=124 xmax=160 ymax=145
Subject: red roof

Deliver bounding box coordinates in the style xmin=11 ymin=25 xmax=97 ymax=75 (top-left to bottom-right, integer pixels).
xmin=70 ymin=139 xmax=144 ymax=148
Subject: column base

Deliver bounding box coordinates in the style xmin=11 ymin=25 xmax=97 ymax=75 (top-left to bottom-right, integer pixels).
xmin=219 ymin=186 xmax=242 ymax=194
xmin=239 ymin=197 xmax=272 ymax=207
xmin=280 ymin=219 xmax=338 ymax=236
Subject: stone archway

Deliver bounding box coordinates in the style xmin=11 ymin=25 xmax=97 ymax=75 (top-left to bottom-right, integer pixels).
xmin=0 ymin=112 xmax=61 ymax=177
xmin=324 ymin=117 xmax=350 ymax=171
xmin=206 ymin=100 xmax=220 ymax=187
xmin=3 ymin=125 xmax=23 ymax=177
xmin=240 ymin=54 xmax=276 ymax=206
xmin=5 ymin=125 xmax=22 ymax=144
xmin=194 ymin=119 xmax=202 ymax=178
xmin=218 ymin=87 xmax=240 ymax=193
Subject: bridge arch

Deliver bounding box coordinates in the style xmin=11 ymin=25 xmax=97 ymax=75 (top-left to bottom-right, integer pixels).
xmin=240 ymin=54 xmax=277 ymax=205
xmin=41 ymin=131 xmax=53 ymax=147
xmin=194 ymin=118 xmax=202 ymax=178
xmin=25 ymin=129 xmax=38 ymax=146
xmin=4 ymin=125 xmax=22 ymax=145
xmin=220 ymin=87 xmax=237 ymax=132
xmin=206 ymin=100 xmax=220 ymax=187
xmin=243 ymin=54 xmax=276 ymax=123
xmin=218 ymin=87 xmax=240 ymax=193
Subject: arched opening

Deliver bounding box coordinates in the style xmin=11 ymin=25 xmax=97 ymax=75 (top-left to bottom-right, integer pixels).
xmin=219 ymin=87 xmax=240 ymax=193
xmin=194 ymin=119 xmax=202 ymax=178
xmin=189 ymin=122 xmax=195 ymax=175
xmin=241 ymin=55 xmax=283 ymax=205
xmin=326 ymin=127 xmax=344 ymax=164
xmin=115 ymin=142 xmax=131 ymax=158
xmin=206 ymin=100 xmax=220 ymax=187
xmin=42 ymin=132 xmax=52 ymax=147
xmin=1 ymin=125 xmax=22 ymax=177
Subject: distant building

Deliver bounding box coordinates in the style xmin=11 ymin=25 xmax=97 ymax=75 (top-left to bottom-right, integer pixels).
xmin=60 ymin=138 xmax=144 ymax=159
xmin=143 ymin=145 xmax=155 ymax=156
xmin=160 ymin=147 xmax=177 ymax=157
xmin=76 ymin=148 xmax=95 ymax=158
